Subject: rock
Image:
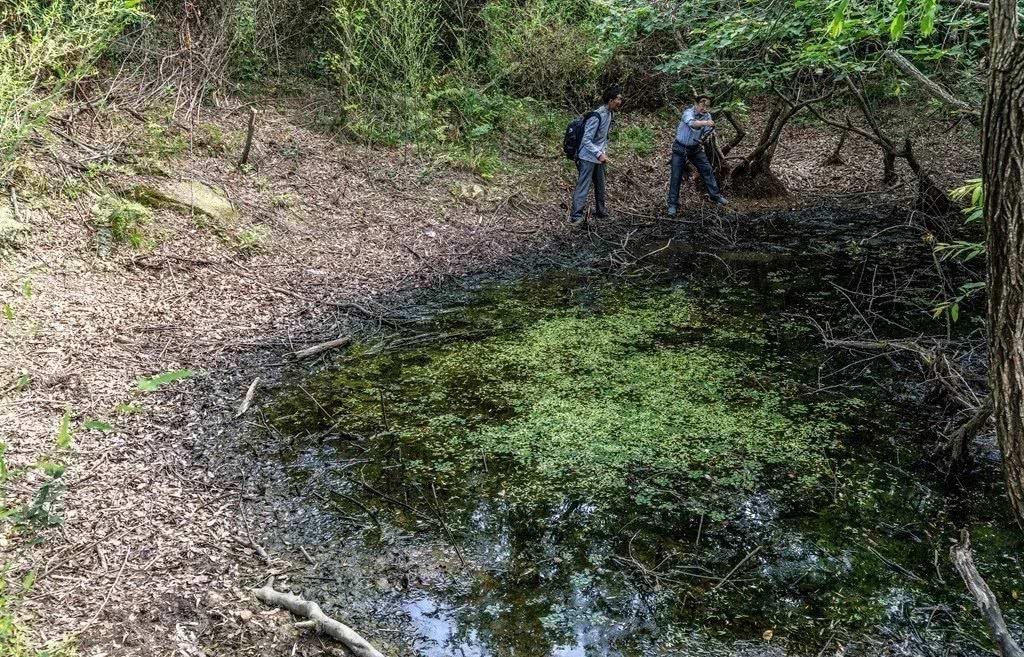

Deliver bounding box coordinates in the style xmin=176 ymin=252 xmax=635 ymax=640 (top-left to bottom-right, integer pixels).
xmin=0 ymin=203 xmax=28 ymax=248
xmin=132 ymin=179 xmax=239 ymax=222
xmin=237 ymin=609 xmax=253 ymax=622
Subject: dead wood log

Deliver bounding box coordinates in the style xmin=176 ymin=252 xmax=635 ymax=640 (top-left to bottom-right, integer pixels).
xmin=951 ymin=530 xmax=1024 ymax=657
xmin=293 ymin=336 xmax=351 ymax=359
xmin=882 ymin=51 xmax=980 ymax=119
xmin=254 ymin=580 xmax=385 ymax=657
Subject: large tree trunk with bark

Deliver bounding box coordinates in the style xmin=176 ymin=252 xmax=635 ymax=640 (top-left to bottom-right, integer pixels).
xmin=984 ymin=0 xmax=1024 ymax=529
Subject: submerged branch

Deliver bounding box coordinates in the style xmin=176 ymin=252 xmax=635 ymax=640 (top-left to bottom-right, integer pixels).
xmin=951 ymin=530 xmax=1024 ymax=657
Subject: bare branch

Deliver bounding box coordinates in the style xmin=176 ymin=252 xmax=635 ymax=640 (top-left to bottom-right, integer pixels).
xmin=721 ymin=111 xmax=746 ymax=156
xmin=882 ymin=50 xmax=979 ymax=117
xmin=255 ymin=580 xmax=385 ymax=657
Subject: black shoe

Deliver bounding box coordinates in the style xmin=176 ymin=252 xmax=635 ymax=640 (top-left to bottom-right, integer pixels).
xmin=712 ymin=195 xmax=728 ymax=206
xmin=568 ymin=215 xmax=585 ymax=226
xmin=666 ymin=205 xmax=677 ymax=217
xmin=594 ymin=210 xmax=609 ymax=219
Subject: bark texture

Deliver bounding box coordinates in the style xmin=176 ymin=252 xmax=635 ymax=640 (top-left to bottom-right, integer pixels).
xmin=984 ymin=0 xmax=1024 ymax=529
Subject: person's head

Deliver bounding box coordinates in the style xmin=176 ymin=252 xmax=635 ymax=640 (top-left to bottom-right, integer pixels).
xmin=603 ymin=85 xmax=624 ymax=110
xmin=695 ymin=94 xmax=712 ymax=112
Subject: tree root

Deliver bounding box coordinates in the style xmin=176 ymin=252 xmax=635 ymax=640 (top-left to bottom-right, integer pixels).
xmin=951 ymin=530 xmax=1024 ymax=657
xmin=254 ymin=579 xmax=385 ymax=657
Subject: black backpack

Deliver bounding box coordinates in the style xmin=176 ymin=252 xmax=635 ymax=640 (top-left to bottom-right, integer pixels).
xmin=562 ymin=111 xmax=602 ymax=161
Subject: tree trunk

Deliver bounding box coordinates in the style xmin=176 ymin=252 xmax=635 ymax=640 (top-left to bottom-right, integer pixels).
xmin=730 ymin=105 xmax=791 ymax=198
xmin=984 ymin=0 xmax=1024 ymax=529
xmin=823 ymin=132 xmax=846 ymax=165
xmin=882 ymin=150 xmax=898 ymax=186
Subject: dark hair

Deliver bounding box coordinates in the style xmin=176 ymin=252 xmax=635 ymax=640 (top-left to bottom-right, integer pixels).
xmin=602 ymin=84 xmax=623 ymax=104
xmin=695 ymin=93 xmax=712 ymax=104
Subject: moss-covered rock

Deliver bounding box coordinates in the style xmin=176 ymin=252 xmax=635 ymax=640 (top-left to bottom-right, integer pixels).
xmin=132 ymin=179 xmax=239 ymax=222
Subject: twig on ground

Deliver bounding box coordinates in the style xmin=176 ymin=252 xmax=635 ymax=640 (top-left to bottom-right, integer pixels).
xmin=293 ymin=336 xmax=351 ymax=359
xmin=236 ymin=377 xmax=260 ymax=417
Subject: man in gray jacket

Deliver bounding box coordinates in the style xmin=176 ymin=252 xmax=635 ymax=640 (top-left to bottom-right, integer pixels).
xmin=570 ymin=85 xmax=624 ymax=225
xmin=667 ymin=94 xmax=728 ymax=216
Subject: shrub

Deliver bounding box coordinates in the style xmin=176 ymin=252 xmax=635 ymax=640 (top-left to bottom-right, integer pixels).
xmin=481 ymin=0 xmax=603 ymax=108
xmin=0 ymin=0 xmax=143 ymax=182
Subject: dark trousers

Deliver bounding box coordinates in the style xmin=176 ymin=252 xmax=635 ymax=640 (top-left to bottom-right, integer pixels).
xmin=668 ymin=141 xmax=720 ymax=207
xmin=571 ymin=159 xmax=606 ymax=219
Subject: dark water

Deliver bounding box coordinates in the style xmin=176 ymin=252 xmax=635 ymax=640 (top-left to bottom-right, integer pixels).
xmin=264 ymin=209 xmax=1022 ymax=656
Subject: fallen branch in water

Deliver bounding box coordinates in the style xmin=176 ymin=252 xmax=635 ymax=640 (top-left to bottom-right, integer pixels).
xmin=254 ymin=579 xmax=385 ymax=657
xmin=951 ymin=529 xmax=1024 ymax=657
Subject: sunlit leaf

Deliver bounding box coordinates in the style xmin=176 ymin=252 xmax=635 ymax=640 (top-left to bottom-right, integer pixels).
xmin=136 ymin=369 xmax=194 ymax=392
xmin=56 ymin=411 xmax=73 ymax=450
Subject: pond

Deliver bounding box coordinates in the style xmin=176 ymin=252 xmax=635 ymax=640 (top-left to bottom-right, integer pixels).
xmin=260 ymin=209 xmax=1022 ymax=656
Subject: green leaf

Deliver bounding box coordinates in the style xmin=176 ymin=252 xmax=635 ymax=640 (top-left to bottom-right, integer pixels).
xmin=83 ymin=419 xmax=115 ymax=432
xmin=136 ymin=369 xmax=194 ymax=392
xmin=22 ymin=570 xmax=36 ymax=592
xmin=890 ymin=0 xmax=908 ymax=40
xmin=890 ymin=12 xmax=906 ymax=40
xmin=21 ymin=279 xmax=32 ymax=297
xmin=56 ymin=412 xmax=73 ymax=450
xmin=950 ymin=303 xmax=959 ymax=322
xmin=2 ymin=303 xmax=13 ymax=320
xmin=827 ymin=0 xmax=849 ymax=38
xmin=37 ymin=460 xmax=66 ymax=478
xmin=920 ymin=0 xmax=937 ymax=36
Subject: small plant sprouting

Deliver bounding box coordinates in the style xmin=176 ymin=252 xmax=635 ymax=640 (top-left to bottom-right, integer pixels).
xmin=236 ymin=224 xmax=270 ymax=254
xmin=271 ymin=193 xmax=297 ymax=209
xmin=93 ymin=195 xmax=153 ymax=252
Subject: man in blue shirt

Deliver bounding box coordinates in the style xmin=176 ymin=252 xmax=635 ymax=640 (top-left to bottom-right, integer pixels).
xmin=570 ymin=85 xmax=624 ymax=226
xmin=667 ymin=94 xmax=728 ymax=216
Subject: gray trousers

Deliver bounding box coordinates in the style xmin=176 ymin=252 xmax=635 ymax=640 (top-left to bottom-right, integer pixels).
xmin=571 ymin=159 xmax=606 ymax=219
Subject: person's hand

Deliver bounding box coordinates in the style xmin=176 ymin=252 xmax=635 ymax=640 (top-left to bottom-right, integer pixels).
xmin=598 ymin=153 xmax=608 ymax=164
xmin=705 ymin=120 xmax=715 ymax=128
